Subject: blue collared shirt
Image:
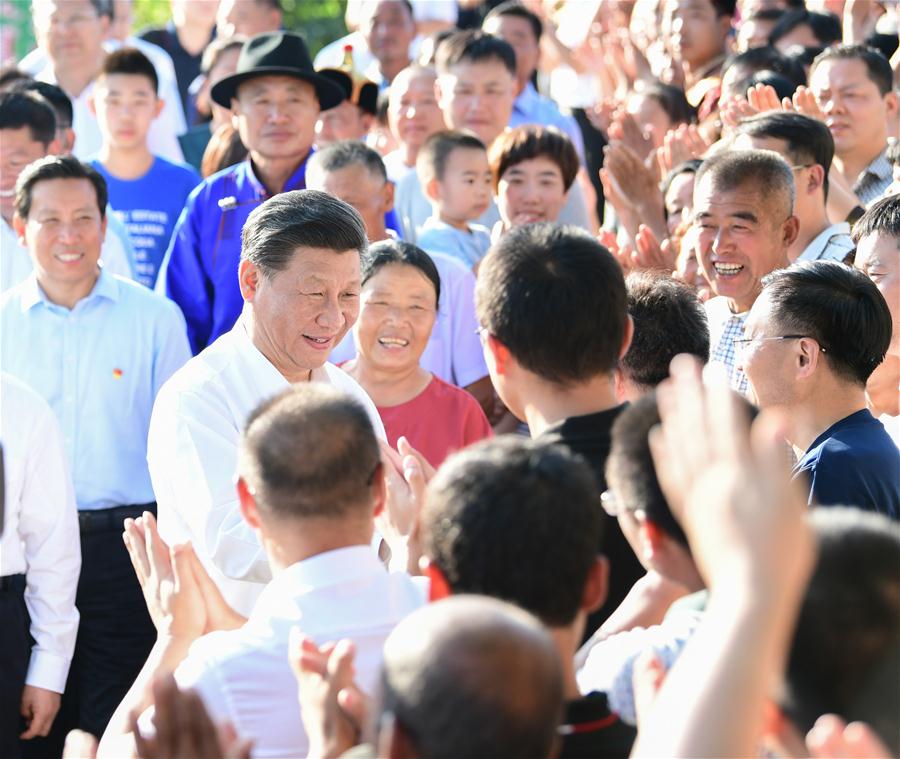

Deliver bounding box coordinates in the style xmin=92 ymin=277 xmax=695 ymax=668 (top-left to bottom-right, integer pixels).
xmin=510 ymin=82 xmax=586 ymax=162
xmin=161 ymin=156 xmax=311 ymax=354
xmin=1 ymin=270 xmax=191 ymax=510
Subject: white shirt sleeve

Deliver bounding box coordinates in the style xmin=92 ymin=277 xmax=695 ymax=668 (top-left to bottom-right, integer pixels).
xmin=1 ymin=376 xmax=81 ymax=693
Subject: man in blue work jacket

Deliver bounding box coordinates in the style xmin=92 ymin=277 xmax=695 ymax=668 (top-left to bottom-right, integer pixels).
xmin=162 ymin=32 xmax=345 ymax=353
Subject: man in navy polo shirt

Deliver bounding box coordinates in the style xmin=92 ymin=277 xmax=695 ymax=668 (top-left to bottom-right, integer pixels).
xmin=739 ymin=260 xmax=899 ymax=517
xmin=161 ymin=32 xmax=344 ymax=353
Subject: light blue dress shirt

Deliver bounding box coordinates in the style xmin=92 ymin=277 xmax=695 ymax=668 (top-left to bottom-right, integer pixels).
xmin=0 ymin=270 xmax=191 ymax=510
xmin=510 ymin=82 xmax=586 ymax=163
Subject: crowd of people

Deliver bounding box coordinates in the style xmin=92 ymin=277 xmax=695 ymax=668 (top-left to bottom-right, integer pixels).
xmin=0 ymin=0 xmax=898 ymax=757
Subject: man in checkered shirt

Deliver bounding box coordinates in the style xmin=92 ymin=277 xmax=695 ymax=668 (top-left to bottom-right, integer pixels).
xmin=692 ymin=149 xmax=798 ymax=395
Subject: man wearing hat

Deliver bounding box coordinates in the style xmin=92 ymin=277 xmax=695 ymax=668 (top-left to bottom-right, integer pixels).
xmin=161 ymin=31 xmax=345 ymax=354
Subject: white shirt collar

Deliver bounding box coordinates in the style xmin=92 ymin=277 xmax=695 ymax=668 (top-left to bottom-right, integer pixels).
xmin=795 ymin=222 xmax=853 ymax=263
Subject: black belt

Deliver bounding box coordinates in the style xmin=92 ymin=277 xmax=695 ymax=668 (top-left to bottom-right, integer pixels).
xmin=78 ymin=503 xmax=156 ymax=534
xmin=0 ymin=573 xmax=25 ymax=592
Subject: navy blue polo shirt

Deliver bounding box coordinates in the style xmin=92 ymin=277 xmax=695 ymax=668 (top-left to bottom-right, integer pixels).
xmin=793 ymin=409 xmax=899 ymax=519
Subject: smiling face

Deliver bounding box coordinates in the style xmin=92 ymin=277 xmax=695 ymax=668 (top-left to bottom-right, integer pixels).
xmin=809 ymin=58 xmax=895 ymax=161
xmin=437 ymin=59 xmax=516 ymax=147
xmin=693 ymin=174 xmax=795 ymax=313
xmin=93 ymin=72 xmax=162 ymax=151
xmin=354 ymin=262 xmax=438 ymax=373
xmin=855 ymin=232 xmax=900 ymax=357
xmin=243 ymin=246 xmax=362 ymax=380
xmin=232 ymin=75 xmax=319 ymax=161
xmin=497 ymin=155 xmax=568 ymax=227
xmin=15 ymin=176 xmax=106 ymax=303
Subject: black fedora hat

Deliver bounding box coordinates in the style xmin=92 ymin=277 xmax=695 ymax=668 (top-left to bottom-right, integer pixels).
xmin=317 ymin=68 xmax=379 ymax=116
xmin=210 ymin=32 xmax=346 ymax=110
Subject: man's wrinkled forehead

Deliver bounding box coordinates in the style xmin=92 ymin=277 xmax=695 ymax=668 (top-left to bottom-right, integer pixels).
xmin=694 ymin=173 xmax=789 ymax=221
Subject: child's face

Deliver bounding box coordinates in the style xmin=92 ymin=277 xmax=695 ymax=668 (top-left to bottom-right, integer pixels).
xmin=93 ymin=73 xmax=161 ymax=151
xmin=497 ymin=156 xmax=568 ymax=227
xmin=435 ymin=147 xmax=493 ymax=222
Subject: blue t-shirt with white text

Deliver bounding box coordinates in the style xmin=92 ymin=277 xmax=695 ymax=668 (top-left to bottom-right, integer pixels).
xmin=92 ymin=157 xmax=201 ymax=288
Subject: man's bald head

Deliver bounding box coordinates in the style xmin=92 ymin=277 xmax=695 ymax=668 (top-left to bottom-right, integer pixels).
xmin=378 ymin=595 xmax=563 ymax=759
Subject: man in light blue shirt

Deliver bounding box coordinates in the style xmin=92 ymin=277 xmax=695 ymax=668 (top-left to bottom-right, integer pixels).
xmin=0 ymin=155 xmax=190 ymax=753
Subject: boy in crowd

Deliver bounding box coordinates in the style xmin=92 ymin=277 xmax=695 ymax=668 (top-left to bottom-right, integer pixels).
xmin=416 ymin=131 xmax=493 ymax=270
xmin=90 ymin=48 xmax=200 ymax=289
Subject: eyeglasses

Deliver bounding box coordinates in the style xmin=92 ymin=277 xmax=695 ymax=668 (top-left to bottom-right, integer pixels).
xmin=733 ymin=334 xmax=826 ymax=353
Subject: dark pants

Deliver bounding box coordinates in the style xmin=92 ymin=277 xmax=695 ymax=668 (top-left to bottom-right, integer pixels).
xmin=1 ymin=575 xmax=28 ymax=759
xmin=23 ymin=504 xmax=157 ymax=759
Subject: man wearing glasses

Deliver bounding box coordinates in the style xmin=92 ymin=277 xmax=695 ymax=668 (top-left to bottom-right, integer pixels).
xmin=693 ymin=149 xmax=798 ymax=394
xmin=737 ymin=260 xmax=898 ymax=517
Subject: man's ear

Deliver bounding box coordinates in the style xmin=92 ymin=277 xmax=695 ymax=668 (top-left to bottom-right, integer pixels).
xmin=237 ymin=476 xmax=262 ymax=529
xmin=618 ymin=313 xmax=634 ymax=360
xmin=582 ymin=555 xmax=609 ymax=614
xmin=238 ymin=258 xmax=261 ymax=302
xmin=425 ymin=562 xmax=452 ymax=602
xmin=12 ymin=212 xmax=26 ymax=243
xmin=781 ymin=214 xmax=800 ymax=249
xmin=485 ymin=333 xmax=511 ymax=376
xmin=88 ymin=94 xmax=97 ymax=116
xmin=806 ymin=164 xmax=825 ymax=197
xmin=371 ymin=462 xmax=387 ymax=519
xmin=884 ymin=90 xmax=898 ymax=119
xmin=795 ymin=336 xmax=823 ymax=378
xmin=99 ymin=213 xmax=108 ymax=245
xmin=381 ymin=180 xmax=396 ymax=215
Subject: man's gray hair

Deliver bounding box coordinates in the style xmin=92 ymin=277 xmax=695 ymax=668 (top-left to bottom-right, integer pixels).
xmin=695 ymin=148 xmax=796 ymax=219
xmin=240 ymin=189 xmax=369 ymax=278
xmin=307 ymin=140 xmax=388 ymax=184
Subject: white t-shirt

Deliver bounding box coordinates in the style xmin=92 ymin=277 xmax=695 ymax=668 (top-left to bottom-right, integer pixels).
xmin=149 ymin=317 xmax=386 ymax=615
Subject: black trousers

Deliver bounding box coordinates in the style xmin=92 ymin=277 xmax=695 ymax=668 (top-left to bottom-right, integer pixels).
xmin=23 ymin=504 xmax=157 ymax=759
xmin=1 ymin=575 xmax=28 ymax=759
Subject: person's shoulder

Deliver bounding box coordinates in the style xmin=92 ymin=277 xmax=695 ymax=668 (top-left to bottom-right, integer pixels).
xmin=427 ymin=249 xmax=473 ymax=279
xmin=428 ymin=374 xmax=477 ymax=405
xmin=322 ymin=361 xmax=375 ymax=402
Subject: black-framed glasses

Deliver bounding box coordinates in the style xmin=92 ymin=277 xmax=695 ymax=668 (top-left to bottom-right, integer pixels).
xmin=733 ymin=334 xmax=826 ymax=353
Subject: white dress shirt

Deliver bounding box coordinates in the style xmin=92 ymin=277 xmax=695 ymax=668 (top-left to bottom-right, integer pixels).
xmin=796 ymin=221 xmax=855 ymax=264
xmin=2 ymin=216 xmax=133 ymax=294
xmin=149 ymin=317 xmax=387 ymax=615
xmin=0 ymin=373 xmax=80 ymax=693
xmin=153 ymin=546 xmax=424 ymax=758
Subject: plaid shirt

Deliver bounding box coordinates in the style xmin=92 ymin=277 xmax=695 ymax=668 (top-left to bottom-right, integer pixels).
xmin=706 ymin=297 xmax=749 ymax=395
xmin=854 ymin=149 xmax=893 ymax=207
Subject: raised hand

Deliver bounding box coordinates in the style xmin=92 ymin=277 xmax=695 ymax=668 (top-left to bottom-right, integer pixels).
xmin=746 ymin=83 xmax=782 ymax=114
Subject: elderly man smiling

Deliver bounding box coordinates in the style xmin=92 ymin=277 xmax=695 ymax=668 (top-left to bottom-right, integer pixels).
xmin=149 ymin=190 xmax=385 ymax=615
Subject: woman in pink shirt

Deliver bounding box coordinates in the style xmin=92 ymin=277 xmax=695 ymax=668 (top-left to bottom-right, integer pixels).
xmin=341 ymin=239 xmax=492 ymax=467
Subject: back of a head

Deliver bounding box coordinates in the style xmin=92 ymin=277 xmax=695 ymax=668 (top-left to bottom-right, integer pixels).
xmin=380 ymin=595 xmax=563 ymax=759
xmin=422 ymin=436 xmax=603 ymax=627
xmin=434 ymin=29 xmax=517 ymax=78
xmin=476 ymin=223 xmax=627 ymax=386
xmin=240 ymin=189 xmax=368 ymax=278
xmin=783 ymin=507 xmax=900 ymax=754
xmin=761 ymin=260 xmax=892 ymax=386
xmin=695 ymin=148 xmax=795 ymax=221
xmin=769 ymin=9 xmax=842 ymax=49
xmin=0 ymin=90 xmax=57 ymax=145
xmin=622 ymin=272 xmax=710 ymax=392
xmin=735 ymin=111 xmax=834 ymax=198
xmin=852 ymin=192 xmax=900 ymax=245
xmin=307 ymin=139 xmax=388 ymax=185
xmin=606 ymin=394 xmax=689 ymax=548
xmin=238 ymin=384 xmax=380 ymax=520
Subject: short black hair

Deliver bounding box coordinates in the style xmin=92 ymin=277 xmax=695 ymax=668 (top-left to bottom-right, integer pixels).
xmin=423 ymin=436 xmax=603 ymax=627
xmin=810 ymin=44 xmax=894 ymax=96
xmin=0 ymin=90 xmax=57 ymax=146
xmin=747 ymin=69 xmax=799 ymax=101
xmin=239 ymin=383 xmax=380 ymax=519
xmin=476 ymin=223 xmax=627 ymax=386
xmin=99 ymin=47 xmax=159 ymax=95
xmin=15 ymin=155 xmax=107 ymax=221
xmin=661 ymin=158 xmax=702 ymax=201
xmin=362 ymin=239 xmax=441 ymax=308
xmin=11 ymin=80 xmax=73 ymax=128
xmin=769 ymin=9 xmax=842 ymax=49
xmin=0 ymin=66 xmax=31 ymax=91
xmin=637 ymin=81 xmax=696 ymax=126
xmin=783 ymin=507 xmax=900 ymax=754
xmin=484 ymin=1 xmax=542 ymax=42
xmin=488 ymin=125 xmax=579 ymax=192
xmin=307 ymin=139 xmax=388 ymax=184
xmin=435 ymin=30 xmax=517 ymax=78
xmin=606 ymin=394 xmax=689 ymax=547
xmin=761 ymin=260 xmax=893 ymax=385
xmin=622 ymin=272 xmax=710 ymax=390
xmin=722 ymin=45 xmax=806 ymax=90
xmin=240 ymin=189 xmax=368 ymax=279
xmin=695 ymin=148 xmax=795 ymax=220
xmin=200 ymin=35 xmax=247 ymax=76
xmin=853 ymin=193 xmax=900 ymax=243
xmin=745 ymin=7 xmax=786 ymax=24
xmin=416 ymin=130 xmax=486 ymax=185
xmin=736 ymin=111 xmax=834 ymax=199
xmin=711 ymin=0 xmax=737 ymax=17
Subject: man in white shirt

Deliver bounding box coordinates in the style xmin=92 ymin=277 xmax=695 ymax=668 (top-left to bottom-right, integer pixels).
xmin=150 ymin=190 xmax=384 ymax=615
xmin=28 ymin=0 xmax=185 ymax=163
xmin=0 ymin=374 xmax=80 ymax=756
xmin=734 ymin=112 xmax=854 ymax=265
xmin=696 ymin=149 xmax=797 ymax=395
xmin=102 ymin=383 xmax=424 ymax=758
